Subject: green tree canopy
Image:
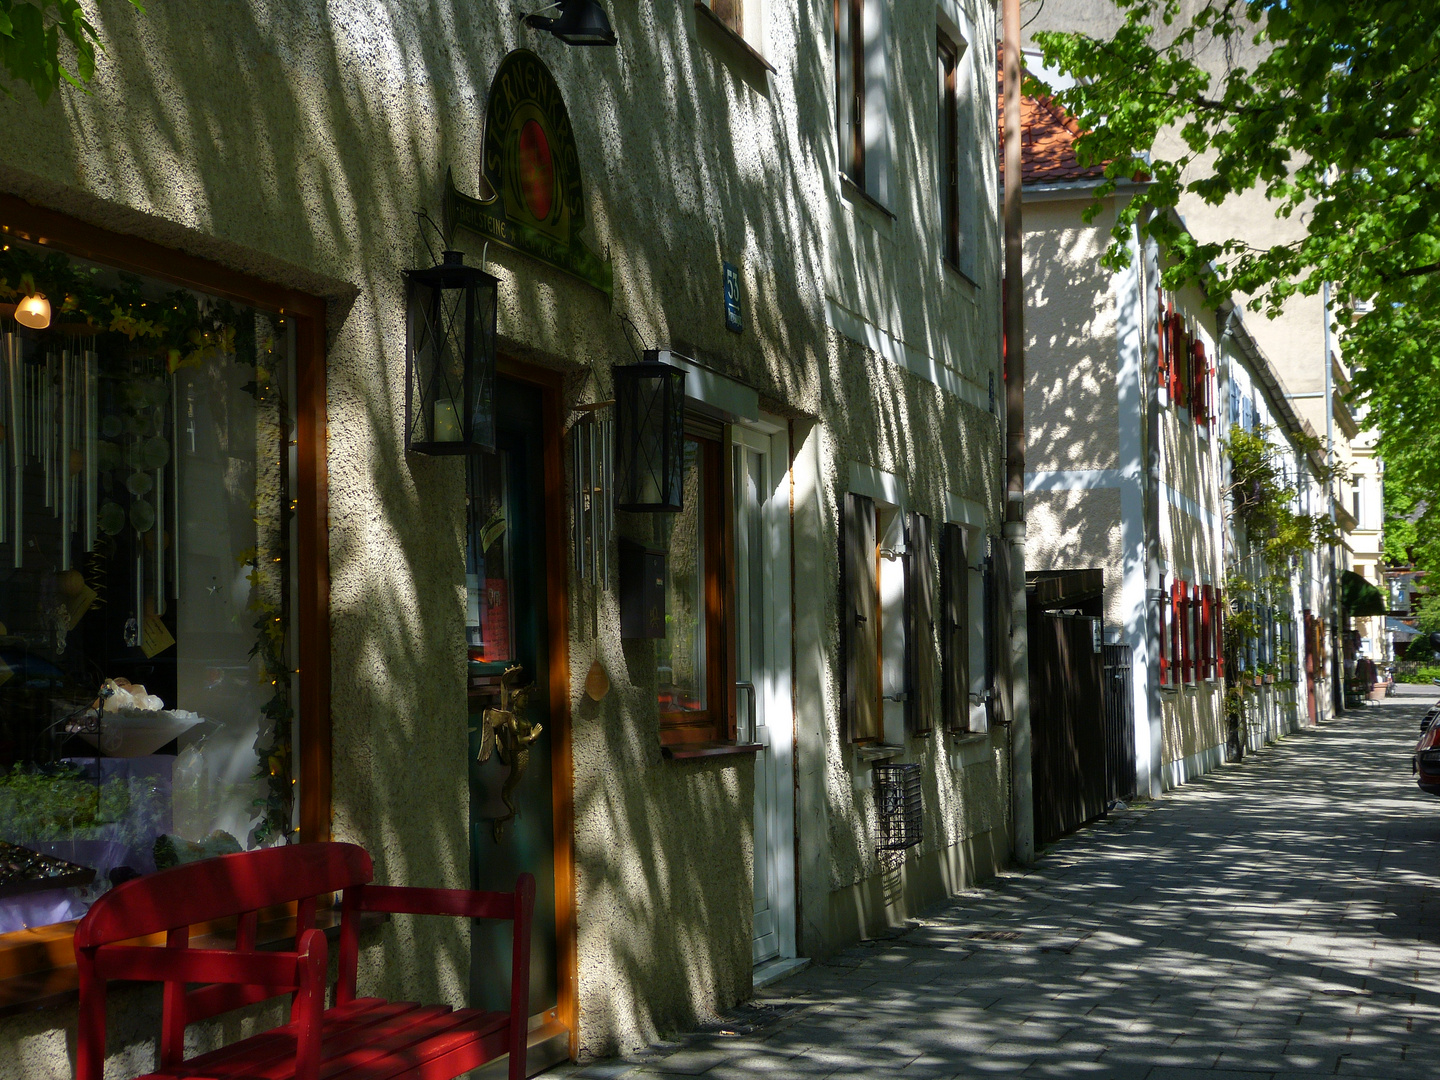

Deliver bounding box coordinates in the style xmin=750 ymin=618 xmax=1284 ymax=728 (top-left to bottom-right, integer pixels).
xmin=0 ymin=0 xmax=143 ymax=103
xmin=1029 ymin=0 xmax=1440 ymax=490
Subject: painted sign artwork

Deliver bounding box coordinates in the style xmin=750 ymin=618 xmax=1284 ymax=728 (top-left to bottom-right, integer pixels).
xmin=445 ymin=50 xmax=613 ymax=297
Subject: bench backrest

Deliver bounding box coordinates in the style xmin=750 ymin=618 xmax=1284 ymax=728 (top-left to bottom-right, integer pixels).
xmin=75 ymin=842 xmax=373 ymax=947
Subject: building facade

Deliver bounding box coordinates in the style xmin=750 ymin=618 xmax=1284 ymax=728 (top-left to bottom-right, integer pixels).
xmin=0 ymin=0 xmax=1013 ymax=1074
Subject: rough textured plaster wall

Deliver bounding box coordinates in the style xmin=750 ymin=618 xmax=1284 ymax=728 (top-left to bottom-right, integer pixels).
xmin=1023 ymin=199 xmax=1120 ymax=475
xmin=1025 ymin=488 xmax=1124 ymax=624
xmin=0 ymin=0 xmax=1006 ymax=1066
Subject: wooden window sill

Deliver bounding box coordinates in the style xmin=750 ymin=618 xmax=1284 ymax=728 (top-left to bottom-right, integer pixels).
xmin=692 ymin=2 xmax=775 ymax=73
xmin=840 ymin=175 xmax=896 ymax=221
xmin=0 ymin=907 xmax=387 ymax=1020
xmin=662 ymin=742 xmax=764 ymax=761
xmin=855 ymin=744 xmax=905 ymax=762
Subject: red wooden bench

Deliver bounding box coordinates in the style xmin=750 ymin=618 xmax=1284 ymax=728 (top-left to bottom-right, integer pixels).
xmin=73 ymin=842 xmax=535 ymax=1080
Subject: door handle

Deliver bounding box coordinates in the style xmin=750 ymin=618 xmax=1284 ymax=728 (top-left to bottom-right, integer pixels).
xmin=736 ymin=680 xmax=757 ymax=742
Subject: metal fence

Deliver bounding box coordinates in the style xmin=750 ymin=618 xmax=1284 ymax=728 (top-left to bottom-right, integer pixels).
xmin=1103 ymin=643 xmax=1136 ymax=803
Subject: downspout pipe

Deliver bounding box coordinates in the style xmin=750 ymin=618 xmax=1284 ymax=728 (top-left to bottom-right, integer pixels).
xmin=1142 ymin=230 xmax=1163 ymax=798
xmin=1323 ymin=280 xmax=1341 ymax=718
xmin=1002 ymin=0 xmax=1034 ymax=866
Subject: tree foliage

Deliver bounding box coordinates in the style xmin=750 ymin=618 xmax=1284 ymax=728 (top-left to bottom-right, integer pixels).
xmin=1030 ymin=0 xmax=1440 ymax=490
xmin=0 ymin=0 xmax=143 ymax=103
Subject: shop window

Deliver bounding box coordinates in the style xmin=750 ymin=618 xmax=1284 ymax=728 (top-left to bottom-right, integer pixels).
xmin=656 ymin=425 xmax=730 ymax=745
xmin=835 ymin=0 xmax=892 ymax=206
xmin=466 ymin=453 xmax=513 ymax=665
xmin=0 ymin=232 xmax=310 ymax=933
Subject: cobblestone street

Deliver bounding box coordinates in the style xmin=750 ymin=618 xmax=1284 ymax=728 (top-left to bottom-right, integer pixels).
xmin=560 ymin=692 xmax=1440 ymax=1079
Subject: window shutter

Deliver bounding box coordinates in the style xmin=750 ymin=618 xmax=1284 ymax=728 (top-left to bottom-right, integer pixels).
xmin=1199 ymin=585 xmax=1211 ymax=679
xmin=1192 ymin=341 xmax=1208 ymax=425
xmin=941 ymin=522 xmax=969 ymax=733
xmin=905 ymin=512 xmax=937 ymax=735
xmin=862 ymin=0 xmax=891 ymax=205
xmin=1180 ymin=582 xmax=1193 ymax=683
xmin=986 ymin=536 xmax=1012 ymax=728
xmin=1216 ymin=592 xmax=1226 ymax=679
xmin=843 ymin=492 xmax=879 ymax=741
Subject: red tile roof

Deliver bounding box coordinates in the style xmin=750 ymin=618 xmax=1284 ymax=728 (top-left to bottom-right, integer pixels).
xmin=997 ymin=57 xmax=1109 ymax=186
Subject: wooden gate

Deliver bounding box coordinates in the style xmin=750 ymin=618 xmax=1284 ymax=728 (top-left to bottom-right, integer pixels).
xmin=1102 ymin=643 xmax=1136 ymax=804
xmin=1029 ymin=609 xmax=1109 ymax=845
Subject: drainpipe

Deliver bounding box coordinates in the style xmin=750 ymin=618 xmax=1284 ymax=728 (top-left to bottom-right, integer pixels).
xmin=1142 ymin=232 xmax=1163 ymax=798
xmin=1323 ymin=280 xmax=1341 ymax=718
xmin=1002 ymin=0 xmax=1034 ymax=866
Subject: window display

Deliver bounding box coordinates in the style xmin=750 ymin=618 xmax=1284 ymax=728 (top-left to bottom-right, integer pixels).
xmin=0 ymin=238 xmax=296 ymax=932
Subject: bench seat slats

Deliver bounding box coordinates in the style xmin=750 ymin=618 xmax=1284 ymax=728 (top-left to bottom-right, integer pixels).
xmin=152 ymin=1000 xmax=403 ymax=1079
xmin=139 ymin=1005 xmax=507 ymax=1080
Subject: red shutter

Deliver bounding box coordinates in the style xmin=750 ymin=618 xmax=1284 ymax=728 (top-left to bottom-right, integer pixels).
xmin=1158 ymin=579 xmax=1170 ymax=687
xmin=1171 ymin=582 xmax=1184 ymax=686
xmin=1157 ymin=289 xmax=1170 ymax=387
xmin=1215 ymin=592 xmax=1226 ymax=679
xmin=1168 ymin=311 xmax=1182 ymax=401
xmin=1192 ymin=341 xmax=1208 ymax=425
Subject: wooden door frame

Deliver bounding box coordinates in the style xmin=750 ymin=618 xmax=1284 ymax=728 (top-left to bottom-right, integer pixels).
xmin=496 ymin=356 xmax=577 ymax=1055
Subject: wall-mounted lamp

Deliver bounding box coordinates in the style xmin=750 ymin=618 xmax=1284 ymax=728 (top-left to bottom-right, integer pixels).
xmin=405 ymin=250 xmax=498 ymax=455
xmin=614 ymin=350 xmax=685 ymax=511
xmin=521 ymin=0 xmax=617 ymax=46
xmin=15 ymin=293 xmax=50 ymax=330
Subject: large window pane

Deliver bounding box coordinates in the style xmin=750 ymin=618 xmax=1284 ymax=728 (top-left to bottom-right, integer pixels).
xmin=0 ymin=239 xmax=295 ymax=931
xmin=658 ymin=438 xmax=706 ymax=715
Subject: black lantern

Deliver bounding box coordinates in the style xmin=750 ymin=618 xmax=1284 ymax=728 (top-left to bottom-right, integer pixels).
xmin=522 ymin=0 xmax=618 ymax=46
xmin=614 ymin=350 xmax=686 ymax=511
xmin=405 ymin=250 xmax=497 ymax=455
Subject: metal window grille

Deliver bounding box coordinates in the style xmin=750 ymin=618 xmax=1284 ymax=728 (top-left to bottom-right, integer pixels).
xmin=874 ymin=762 xmax=923 ymax=851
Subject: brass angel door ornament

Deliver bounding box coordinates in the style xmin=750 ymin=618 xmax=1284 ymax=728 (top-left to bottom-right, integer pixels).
xmin=477 ymin=664 xmax=542 ymax=842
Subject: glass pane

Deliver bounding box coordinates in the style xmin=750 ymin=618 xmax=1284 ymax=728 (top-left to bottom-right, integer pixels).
xmin=658 ymin=439 xmax=706 ymax=714
xmin=467 ymin=452 xmax=513 ymax=664
xmin=0 ymin=238 xmax=295 ymax=931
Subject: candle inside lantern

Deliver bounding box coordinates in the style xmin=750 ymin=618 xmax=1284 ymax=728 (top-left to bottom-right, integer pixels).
xmin=433 ymin=399 xmax=462 ymax=442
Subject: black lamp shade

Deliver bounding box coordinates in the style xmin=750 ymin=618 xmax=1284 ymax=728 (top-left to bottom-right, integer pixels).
xmin=525 ymin=0 xmax=618 ymax=45
xmin=614 ymin=352 xmax=686 ymax=512
xmin=405 ymin=251 xmax=498 ymax=455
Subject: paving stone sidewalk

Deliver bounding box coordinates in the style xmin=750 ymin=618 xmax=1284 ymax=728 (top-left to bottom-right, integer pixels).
xmin=552 ymin=694 xmax=1440 ymax=1079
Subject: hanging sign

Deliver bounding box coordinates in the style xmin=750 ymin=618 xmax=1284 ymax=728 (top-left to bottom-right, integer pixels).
xmin=722 ymin=261 xmax=742 ymax=333
xmin=445 ymin=50 xmax=613 ymax=298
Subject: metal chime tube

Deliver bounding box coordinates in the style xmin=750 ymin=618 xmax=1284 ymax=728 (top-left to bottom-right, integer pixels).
xmin=7 ymin=335 xmax=22 ymax=567
xmin=572 ymin=424 xmax=583 ymax=581
xmin=170 ymin=371 xmax=179 ymax=595
xmin=42 ymin=351 xmax=53 ymax=511
xmin=602 ymin=414 xmax=613 ymax=583
xmin=154 ymin=459 xmax=165 ymax=616
xmin=59 ymin=349 xmax=71 ymax=570
xmin=134 ymin=546 xmax=144 ymax=636
xmin=84 ymin=348 xmax=97 ymax=551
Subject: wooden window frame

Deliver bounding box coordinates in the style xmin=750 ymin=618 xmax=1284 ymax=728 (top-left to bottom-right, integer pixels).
xmin=658 ymin=425 xmax=735 ymax=748
xmin=937 ymin=32 xmax=960 ymax=269
xmin=1158 ymin=579 xmax=1170 ymax=688
xmin=836 ymin=0 xmax=866 ymax=187
xmin=0 ymin=194 xmax=330 ymax=992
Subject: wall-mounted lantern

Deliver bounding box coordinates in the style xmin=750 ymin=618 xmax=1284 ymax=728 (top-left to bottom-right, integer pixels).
xmin=405 ymin=250 xmax=497 ymax=455
xmin=613 ymin=350 xmax=685 ymax=511
xmin=521 ymin=0 xmax=618 ymax=46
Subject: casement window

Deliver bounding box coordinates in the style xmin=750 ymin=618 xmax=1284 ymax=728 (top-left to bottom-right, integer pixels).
xmin=1158 ymin=578 xmax=1171 ymax=688
xmin=937 ymin=34 xmax=960 ymax=269
xmin=1179 ymin=581 xmax=1195 ymax=685
xmin=904 ymin=513 xmax=938 ymax=735
xmin=657 ymin=424 xmax=733 ymax=745
xmin=835 ymin=0 xmax=891 ymax=205
xmin=1190 ymin=340 xmax=1211 ymax=426
xmin=983 ymin=533 xmax=1010 ymax=728
xmin=843 ymin=492 xmax=881 ymax=741
xmin=940 ymin=522 xmax=971 ymax=732
xmin=1215 ymin=592 xmax=1226 ymax=679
